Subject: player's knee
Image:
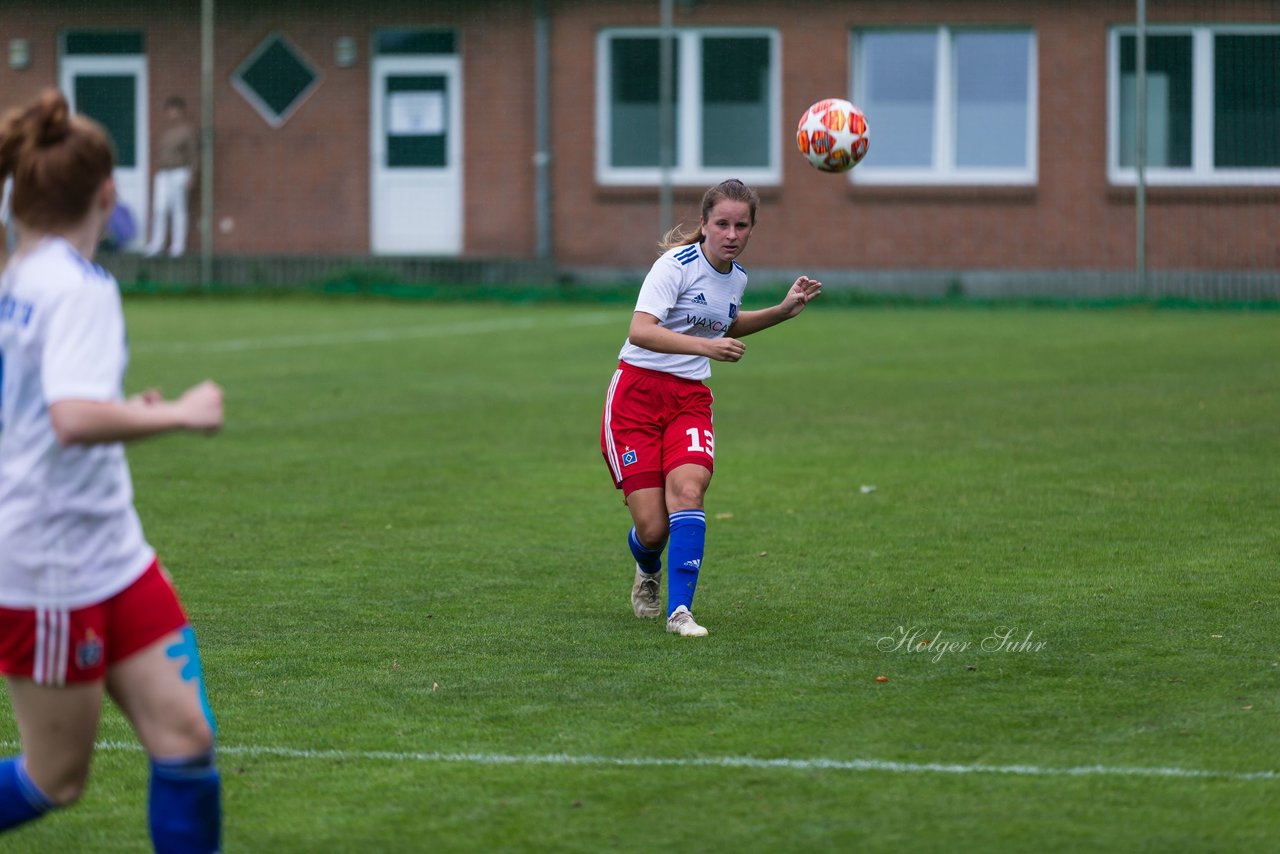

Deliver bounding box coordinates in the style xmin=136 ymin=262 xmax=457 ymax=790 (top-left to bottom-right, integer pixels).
xmin=50 ymin=777 xmax=88 ymax=807
xmin=191 ymin=723 xmax=215 ymax=757
xmin=150 ymin=703 xmax=215 ymax=759
xmin=32 ymin=764 xmax=91 ymax=807
xmin=666 ymin=482 xmax=706 ymax=512
xmin=176 ymin=713 xmax=216 ymax=757
xmin=634 ymin=519 xmax=668 ymax=550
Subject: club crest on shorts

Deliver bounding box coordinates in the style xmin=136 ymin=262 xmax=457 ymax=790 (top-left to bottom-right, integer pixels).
xmin=75 ymin=629 xmax=103 ymax=670
xmin=622 ymin=448 xmax=638 ymax=466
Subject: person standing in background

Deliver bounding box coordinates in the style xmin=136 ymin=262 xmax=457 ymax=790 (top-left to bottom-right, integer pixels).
xmin=143 ymin=97 xmax=197 ymax=258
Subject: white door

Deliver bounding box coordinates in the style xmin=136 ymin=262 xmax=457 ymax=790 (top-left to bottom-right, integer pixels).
xmin=371 ymin=56 xmax=462 ymax=255
xmin=60 ymin=56 xmax=149 ymax=251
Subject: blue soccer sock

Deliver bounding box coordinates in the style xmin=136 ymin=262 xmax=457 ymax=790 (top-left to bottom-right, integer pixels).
xmin=149 ymin=751 xmax=222 ymax=854
xmin=628 ymin=526 xmax=663 ymax=575
xmin=0 ymin=756 xmax=54 ymax=832
xmin=666 ymin=509 xmax=706 ymax=615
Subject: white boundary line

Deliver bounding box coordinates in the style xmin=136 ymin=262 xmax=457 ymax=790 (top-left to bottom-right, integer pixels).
xmin=42 ymin=741 xmax=1265 ymax=782
xmin=130 ymin=311 xmax=618 ymax=354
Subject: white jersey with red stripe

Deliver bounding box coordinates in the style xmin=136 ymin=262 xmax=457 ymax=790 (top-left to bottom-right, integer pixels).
xmin=618 ymin=242 xmax=747 ymax=381
xmin=0 ymin=237 xmax=154 ymax=609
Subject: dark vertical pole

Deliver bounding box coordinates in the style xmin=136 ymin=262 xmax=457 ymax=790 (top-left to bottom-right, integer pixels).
xmin=534 ymin=0 xmax=552 ymax=260
xmin=658 ymin=0 xmax=674 ymax=236
xmin=1135 ymin=0 xmax=1148 ymax=297
xmin=200 ymin=0 xmax=215 ymax=287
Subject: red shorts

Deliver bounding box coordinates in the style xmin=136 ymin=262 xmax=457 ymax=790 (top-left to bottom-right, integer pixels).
xmin=0 ymin=559 xmax=189 ymax=686
xmin=601 ymin=361 xmax=716 ymax=495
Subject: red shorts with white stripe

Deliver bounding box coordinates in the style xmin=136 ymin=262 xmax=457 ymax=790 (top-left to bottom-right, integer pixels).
xmin=601 ymin=361 xmax=716 ymax=496
xmin=0 ymin=559 xmax=189 ymax=686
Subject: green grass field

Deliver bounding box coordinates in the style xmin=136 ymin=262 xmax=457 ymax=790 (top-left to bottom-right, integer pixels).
xmin=2 ymin=296 xmax=1277 ymax=852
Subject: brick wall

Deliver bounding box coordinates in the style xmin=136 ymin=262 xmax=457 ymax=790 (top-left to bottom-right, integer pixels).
xmin=3 ymin=0 xmax=1276 ymax=276
xmin=549 ymin=0 xmax=1280 ymax=274
xmin=207 ymin=0 xmax=537 ymax=257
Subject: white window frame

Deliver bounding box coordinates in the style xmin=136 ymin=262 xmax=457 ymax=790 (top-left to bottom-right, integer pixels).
xmin=849 ymin=26 xmax=1038 ymax=186
xmin=595 ymin=27 xmax=782 ymax=186
xmin=1108 ymin=24 xmax=1280 ymax=186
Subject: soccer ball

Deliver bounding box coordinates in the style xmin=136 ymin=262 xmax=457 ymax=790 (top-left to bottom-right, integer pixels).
xmin=796 ymin=98 xmax=869 ymax=173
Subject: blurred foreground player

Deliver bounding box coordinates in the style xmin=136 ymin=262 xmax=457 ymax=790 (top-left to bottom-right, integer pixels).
xmin=0 ymin=90 xmax=223 ymax=852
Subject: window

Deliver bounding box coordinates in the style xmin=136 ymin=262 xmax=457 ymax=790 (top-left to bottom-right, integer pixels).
xmin=232 ymin=33 xmax=321 ymax=128
xmin=1116 ymin=34 xmax=1193 ymax=170
xmin=597 ymin=28 xmax=780 ymax=185
xmin=73 ymin=75 xmax=137 ymax=167
xmin=1110 ymin=26 xmax=1280 ymax=184
xmin=376 ymin=30 xmax=456 ymax=55
xmin=59 ymin=31 xmax=145 ymax=169
xmin=851 ymin=27 xmax=1037 ymax=185
xmin=384 ymin=76 xmax=447 ymax=168
xmin=62 ymin=31 xmax=145 ymax=55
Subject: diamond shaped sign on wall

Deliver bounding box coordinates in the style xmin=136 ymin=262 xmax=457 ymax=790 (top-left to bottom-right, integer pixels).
xmin=232 ymin=32 xmax=322 ymax=127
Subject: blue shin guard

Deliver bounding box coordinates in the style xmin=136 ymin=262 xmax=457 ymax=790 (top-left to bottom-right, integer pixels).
xmin=149 ymin=751 xmax=222 ymax=854
xmin=666 ymin=509 xmax=706 ymax=615
xmin=0 ymin=757 xmax=54 ymax=832
xmin=628 ymin=526 xmax=663 ymax=574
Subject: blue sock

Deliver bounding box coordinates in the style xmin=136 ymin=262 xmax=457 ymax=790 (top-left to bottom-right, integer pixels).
xmin=149 ymin=751 xmax=222 ymax=854
xmin=628 ymin=526 xmax=663 ymax=574
xmin=0 ymin=756 xmax=54 ymax=832
xmin=667 ymin=509 xmax=706 ymax=615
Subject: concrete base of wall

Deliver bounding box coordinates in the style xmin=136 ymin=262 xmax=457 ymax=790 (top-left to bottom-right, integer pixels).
xmin=564 ymin=265 xmax=1280 ymax=302
xmin=756 ymin=268 xmax=1280 ymax=302
xmin=102 ymin=252 xmax=557 ymax=289
xmin=100 ymin=252 xmax=1279 ymax=302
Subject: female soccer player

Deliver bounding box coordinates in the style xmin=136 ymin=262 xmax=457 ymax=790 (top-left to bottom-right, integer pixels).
xmin=600 ymin=178 xmax=822 ymax=637
xmin=0 ymin=90 xmax=223 ymax=851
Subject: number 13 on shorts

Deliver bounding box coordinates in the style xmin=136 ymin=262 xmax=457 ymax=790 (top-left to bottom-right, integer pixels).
xmin=686 ymin=427 xmax=715 ymax=458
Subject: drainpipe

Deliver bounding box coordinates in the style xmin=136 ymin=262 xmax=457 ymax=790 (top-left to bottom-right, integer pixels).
xmin=534 ymin=0 xmax=552 ymax=260
xmin=200 ymin=0 xmax=214 ymax=288
xmin=658 ymin=0 xmax=674 ymax=236
xmin=1135 ymin=0 xmax=1147 ymax=297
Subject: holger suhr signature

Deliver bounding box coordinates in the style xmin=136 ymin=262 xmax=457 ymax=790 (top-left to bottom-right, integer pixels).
xmin=877 ymin=625 xmax=1047 ymax=663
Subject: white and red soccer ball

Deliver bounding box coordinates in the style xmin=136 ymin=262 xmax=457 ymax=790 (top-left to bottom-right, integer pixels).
xmin=796 ymin=98 xmax=869 ymax=173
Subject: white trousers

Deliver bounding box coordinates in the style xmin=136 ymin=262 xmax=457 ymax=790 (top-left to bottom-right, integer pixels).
xmin=145 ymin=167 xmax=192 ymax=257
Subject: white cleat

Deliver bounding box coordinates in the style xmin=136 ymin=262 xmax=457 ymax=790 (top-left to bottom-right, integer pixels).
xmin=631 ymin=565 xmax=662 ymax=618
xmin=665 ymin=605 xmax=708 ymax=637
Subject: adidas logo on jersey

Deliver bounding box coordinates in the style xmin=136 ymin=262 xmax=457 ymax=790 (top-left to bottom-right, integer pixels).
xmin=691 ymin=292 xmax=708 ymax=305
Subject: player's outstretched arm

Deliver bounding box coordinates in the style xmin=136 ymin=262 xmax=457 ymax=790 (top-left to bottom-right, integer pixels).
xmin=49 ymin=379 xmax=224 ymax=446
xmin=729 ymin=276 xmax=823 ymax=338
xmin=628 ymin=311 xmax=746 ymax=362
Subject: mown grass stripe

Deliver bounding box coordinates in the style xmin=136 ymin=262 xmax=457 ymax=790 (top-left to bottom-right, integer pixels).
xmin=130 ymin=311 xmax=617 ymax=354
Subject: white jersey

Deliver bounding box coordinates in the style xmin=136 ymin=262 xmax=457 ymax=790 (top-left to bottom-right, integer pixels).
xmin=0 ymin=237 xmax=153 ymax=609
xmin=618 ymin=242 xmax=748 ymax=381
